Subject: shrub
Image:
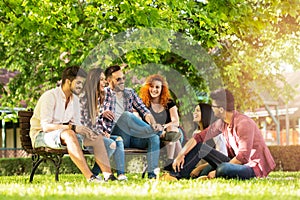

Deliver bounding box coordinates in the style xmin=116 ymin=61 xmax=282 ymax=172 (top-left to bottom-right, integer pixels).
xmin=0 ymin=156 xmax=93 ymax=176
xmin=268 ymin=145 xmax=300 ymax=171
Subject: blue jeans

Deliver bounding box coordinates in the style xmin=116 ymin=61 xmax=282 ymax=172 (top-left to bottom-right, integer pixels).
xmin=171 ymin=142 xmax=256 ymax=180
xmin=115 ymin=111 xmax=160 ymax=138
xmin=92 ymin=135 xmax=125 ymax=176
xmin=112 ymin=111 xmax=161 ymax=178
xmin=215 ymin=162 xmax=256 ymax=179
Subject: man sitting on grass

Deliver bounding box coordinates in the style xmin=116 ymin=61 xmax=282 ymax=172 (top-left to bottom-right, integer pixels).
xmin=163 ymin=88 xmax=276 ymax=180
xmin=29 ymin=66 xmax=116 ymax=183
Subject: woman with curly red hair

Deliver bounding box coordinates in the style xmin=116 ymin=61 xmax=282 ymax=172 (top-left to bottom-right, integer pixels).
xmin=139 ymin=74 xmax=182 ymax=167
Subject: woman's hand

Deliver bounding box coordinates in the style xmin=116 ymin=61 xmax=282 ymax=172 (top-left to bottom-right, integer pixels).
xmin=190 ymin=163 xmax=208 ymax=178
xmin=102 ymin=110 xmax=115 ymax=121
xmin=190 ymin=167 xmax=201 ymax=178
xmin=75 ymin=125 xmax=98 ymax=141
xmin=207 ymin=170 xmax=216 ymax=179
xmin=151 ymin=123 xmax=164 ymax=132
xmin=103 ymin=131 xmax=110 ymax=138
xmin=172 ymin=154 xmax=185 ymax=172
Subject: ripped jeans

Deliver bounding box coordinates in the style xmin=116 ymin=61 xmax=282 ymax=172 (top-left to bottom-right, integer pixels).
xmin=91 ymin=135 xmax=125 ymax=176
xmin=112 ymin=111 xmax=161 ymax=178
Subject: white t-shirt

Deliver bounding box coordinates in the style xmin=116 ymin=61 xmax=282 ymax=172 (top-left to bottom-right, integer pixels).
xmin=213 ymin=134 xmax=228 ymax=156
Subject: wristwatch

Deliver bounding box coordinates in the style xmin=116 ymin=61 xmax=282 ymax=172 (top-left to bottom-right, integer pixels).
xmin=69 ymin=124 xmax=76 ymax=132
xmin=71 ymin=124 xmax=76 ymax=132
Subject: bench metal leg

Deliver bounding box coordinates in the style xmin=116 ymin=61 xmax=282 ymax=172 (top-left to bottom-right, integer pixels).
xmin=50 ymin=154 xmax=63 ymax=182
xmin=30 ymin=154 xmax=43 ymax=183
xmin=30 ymin=153 xmax=64 ymax=182
xmin=142 ymin=165 xmax=148 ymax=178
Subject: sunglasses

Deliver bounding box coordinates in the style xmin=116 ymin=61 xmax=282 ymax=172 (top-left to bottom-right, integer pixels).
xmin=116 ymin=76 xmax=126 ymax=82
xmin=211 ymin=105 xmax=222 ymax=108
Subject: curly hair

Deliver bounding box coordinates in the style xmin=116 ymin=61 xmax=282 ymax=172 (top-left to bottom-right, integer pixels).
xmin=139 ymin=74 xmax=171 ymax=108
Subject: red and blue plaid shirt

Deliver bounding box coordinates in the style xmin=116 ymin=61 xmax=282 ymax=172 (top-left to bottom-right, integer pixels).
xmin=102 ymin=87 xmax=151 ymax=133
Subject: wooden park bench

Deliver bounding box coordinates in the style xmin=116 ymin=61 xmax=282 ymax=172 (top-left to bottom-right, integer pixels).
xmin=18 ymin=110 xmax=148 ymax=182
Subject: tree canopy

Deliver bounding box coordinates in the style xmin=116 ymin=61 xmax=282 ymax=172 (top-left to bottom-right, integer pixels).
xmin=0 ymin=0 xmax=299 ymax=120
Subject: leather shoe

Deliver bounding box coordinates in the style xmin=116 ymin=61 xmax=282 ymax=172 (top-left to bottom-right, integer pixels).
xmin=159 ymin=173 xmax=178 ymax=181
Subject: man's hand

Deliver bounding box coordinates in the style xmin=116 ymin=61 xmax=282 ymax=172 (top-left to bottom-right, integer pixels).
xmin=102 ymin=110 xmax=115 ymax=121
xmin=151 ymin=123 xmax=164 ymax=132
xmin=172 ymin=154 xmax=185 ymax=172
xmin=103 ymin=131 xmax=110 ymax=138
xmin=75 ymin=125 xmax=98 ymax=141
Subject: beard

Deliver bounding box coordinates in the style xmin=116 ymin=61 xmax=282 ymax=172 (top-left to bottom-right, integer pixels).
xmin=71 ymin=87 xmax=82 ymax=95
xmin=112 ymin=82 xmax=125 ymax=92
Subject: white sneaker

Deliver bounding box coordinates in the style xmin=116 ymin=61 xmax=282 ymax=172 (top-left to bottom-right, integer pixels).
xmin=117 ymin=174 xmax=128 ymax=181
xmin=104 ymin=174 xmax=118 ymax=182
xmin=88 ymin=175 xmax=103 ymax=183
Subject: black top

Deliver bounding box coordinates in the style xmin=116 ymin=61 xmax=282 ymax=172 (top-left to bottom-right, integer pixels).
xmin=150 ymin=100 xmax=176 ymax=125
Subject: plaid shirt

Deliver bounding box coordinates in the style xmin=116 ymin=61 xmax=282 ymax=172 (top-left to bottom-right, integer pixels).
xmin=103 ymin=87 xmax=151 ymax=133
xmin=79 ymin=92 xmax=106 ymax=135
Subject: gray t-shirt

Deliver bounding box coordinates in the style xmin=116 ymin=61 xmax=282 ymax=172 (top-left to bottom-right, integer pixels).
xmin=114 ymin=96 xmax=124 ymax=122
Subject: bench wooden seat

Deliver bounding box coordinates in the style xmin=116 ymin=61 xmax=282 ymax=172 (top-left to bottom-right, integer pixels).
xmin=18 ymin=110 xmax=147 ymax=182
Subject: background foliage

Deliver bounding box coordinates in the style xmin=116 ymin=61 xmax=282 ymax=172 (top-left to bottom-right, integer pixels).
xmin=0 ymin=0 xmax=299 ymax=117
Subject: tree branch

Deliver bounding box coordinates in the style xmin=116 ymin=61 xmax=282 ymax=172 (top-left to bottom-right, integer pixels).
xmin=3 ymin=0 xmax=17 ymax=16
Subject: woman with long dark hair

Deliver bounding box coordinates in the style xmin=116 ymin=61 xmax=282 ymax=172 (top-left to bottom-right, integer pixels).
xmin=80 ymin=68 xmax=127 ymax=181
xmin=190 ymin=103 xmax=227 ymax=178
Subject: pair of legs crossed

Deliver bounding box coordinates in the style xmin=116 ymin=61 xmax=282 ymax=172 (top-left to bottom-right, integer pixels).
xmin=112 ymin=111 xmax=161 ymax=178
xmin=170 ymin=142 xmax=256 ymax=180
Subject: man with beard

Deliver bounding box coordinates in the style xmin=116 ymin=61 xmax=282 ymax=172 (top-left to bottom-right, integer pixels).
xmin=101 ymin=64 xmax=163 ymax=179
xmin=30 ymin=66 xmax=117 ymax=183
xmin=162 ymin=88 xmax=275 ymax=180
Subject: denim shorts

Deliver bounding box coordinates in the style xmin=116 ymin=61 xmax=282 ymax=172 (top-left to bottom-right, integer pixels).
xmin=34 ymin=129 xmax=84 ymax=149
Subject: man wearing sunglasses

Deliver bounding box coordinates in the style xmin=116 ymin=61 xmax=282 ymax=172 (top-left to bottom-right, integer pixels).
xmin=101 ymin=64 xmax=163 ymax=179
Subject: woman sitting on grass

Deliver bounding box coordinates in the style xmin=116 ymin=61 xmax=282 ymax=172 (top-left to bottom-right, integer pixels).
xmin=190 ymin=103 xmax=227 ymax=178
xmin=162 ymin=88 xmax=276 ymax=180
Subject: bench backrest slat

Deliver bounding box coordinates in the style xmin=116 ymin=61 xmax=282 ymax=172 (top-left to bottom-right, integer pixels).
xmin=18 ymin=111 xmax=34 ymax=154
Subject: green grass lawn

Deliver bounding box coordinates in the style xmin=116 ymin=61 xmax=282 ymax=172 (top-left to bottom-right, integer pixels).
xmin=0 ymin=171 xmax=299 ymax=200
